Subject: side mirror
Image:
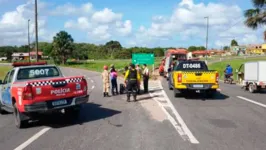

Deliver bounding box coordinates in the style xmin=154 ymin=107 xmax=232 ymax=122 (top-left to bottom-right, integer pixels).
xmin=0 ymin=80 xmax=2 ymax=84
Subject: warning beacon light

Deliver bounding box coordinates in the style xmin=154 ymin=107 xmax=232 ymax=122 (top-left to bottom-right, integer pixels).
xmin=12 ymin=61 xmax=47 ymax=67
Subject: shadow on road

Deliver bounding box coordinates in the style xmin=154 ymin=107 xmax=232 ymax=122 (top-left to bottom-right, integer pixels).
xmin=184 ymin=92 xmax=230 ymax=101
xmin=137 ymin=95 xmax=160 ymax=101
xmin=26 ymin=103 xmax=122 ymax=129
xmin=149 ymin=89 xmax=163 ymax=93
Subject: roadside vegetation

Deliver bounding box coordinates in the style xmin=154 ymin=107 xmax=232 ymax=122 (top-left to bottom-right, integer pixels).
xmin=0 ymin=66 xmax=11 ymax=80
xmin=65 ymin=57 xmax=162 ymax=74
xmin=208 ymin=57 xmax=266 ymax=80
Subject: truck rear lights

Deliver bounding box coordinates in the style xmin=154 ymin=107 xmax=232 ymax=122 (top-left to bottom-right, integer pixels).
xmin=178 ymin=73 xmax=182 ymax=83
xmin=82 ymin=78 xmax=87 ymax=92
xmin=23 ymin=85 xmax=33 ymax=100
xmin=216 ymin=73 xmax=219 ymax=83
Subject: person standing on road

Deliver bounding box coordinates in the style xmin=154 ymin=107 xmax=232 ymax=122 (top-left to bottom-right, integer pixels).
xmin=142 ymin=64 xmax=149 ymax=93
xmin=110 ymin=64 xmax=115 ymax=73
xmin=110 ymin=68 xmax=118 ymax=95
xmin=124 ymin=63 xmax=141 ymax=102
xmin=102 ymin=65 xmax=110 ymax=97
xmin=136 ymin=64 xmax=142 ymax=94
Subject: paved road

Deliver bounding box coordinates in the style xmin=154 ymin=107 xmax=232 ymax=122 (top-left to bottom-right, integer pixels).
xmin=159 ymin=78 xmax=266 ymax=150
xmin=0 ymin=67 xmax=192 ymax=150
xmin=1 ymin=67 xmax=266 ymax=150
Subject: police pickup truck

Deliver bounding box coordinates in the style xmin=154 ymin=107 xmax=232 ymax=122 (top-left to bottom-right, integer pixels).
xmin=0 ymin=62 xmax=89 ymax=128
xmin=168 ymin=60 xmax=219 ymax=97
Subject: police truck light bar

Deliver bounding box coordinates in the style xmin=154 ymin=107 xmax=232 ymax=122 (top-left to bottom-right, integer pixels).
xmin=12 ymin=61 xmax=47 ymax=67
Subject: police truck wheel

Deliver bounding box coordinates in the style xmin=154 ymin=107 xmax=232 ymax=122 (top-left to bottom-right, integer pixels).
xmin=174 ymin=89 xmax=181 ymax=97
xmin=248 ymin=83 xmax=256 ymax=93
xmin=13 ymin=103 xmax=27 ymax=128
xmin=0 ymin=102 xmax=7 ymax=114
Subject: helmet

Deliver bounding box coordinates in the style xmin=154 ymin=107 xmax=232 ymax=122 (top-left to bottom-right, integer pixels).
xmin=103 ymin=65 xmax=108 ymax=70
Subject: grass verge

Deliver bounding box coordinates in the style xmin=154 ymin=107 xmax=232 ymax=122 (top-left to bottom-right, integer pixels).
xmin=0 ymin=66 xmax=11 ymax=80
xmin=64 ymin=59 xmax=161 ymax=73
xmin=208 ymin=57 xmax=266 ymax=80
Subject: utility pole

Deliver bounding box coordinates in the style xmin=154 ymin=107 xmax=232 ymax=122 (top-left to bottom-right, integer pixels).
xmin=28 ymin=19 xmax=31 ymax=63
xmin=35 ymin=0 xmax=39 ymax=62
xmin=204 ymin=16 xmax=209 ymax=61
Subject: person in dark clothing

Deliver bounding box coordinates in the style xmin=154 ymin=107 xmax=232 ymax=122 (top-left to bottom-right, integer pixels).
xmin=142 ymin=64 xmax=149 ymax=93
xmin=124 ymin=63 xmax=141 ymax=102
xmin=110 ymin=68 xmax=118 ymax=95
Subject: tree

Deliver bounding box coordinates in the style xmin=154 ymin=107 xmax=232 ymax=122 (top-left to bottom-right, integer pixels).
xmin=188 ymin=46 xmax=198 ymax=52
xmin=244 ymin=0 xmax=266 ymax=41
xmin=231 ymin=39 xmax=238 ymax=46
xmin=198 ymin=46 xmax=206 ymax=50
xmin=104 ymin=40 xmax=122 ymax=59
xmin=39 ymin=42 xmax=53 ymax=56
xmin=223 ymin=46 xmax=230 ymax=51
xmin=51 ymin=31 xmax=74 ymax=64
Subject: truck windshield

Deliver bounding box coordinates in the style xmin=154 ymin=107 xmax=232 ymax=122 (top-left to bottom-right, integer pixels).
xmin=17 ymin=66 xmax=60 ymax=80
xmin=175 ymin=61 xmax=208 ymax=71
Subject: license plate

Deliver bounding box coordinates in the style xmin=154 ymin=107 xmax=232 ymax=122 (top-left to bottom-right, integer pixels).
xmin=52 ymin=100 xmax=67 ymax=106
xmin=193 ymin=84 xmax=203 ymax=88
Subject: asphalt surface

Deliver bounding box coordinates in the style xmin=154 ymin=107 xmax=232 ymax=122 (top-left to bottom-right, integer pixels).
xmin=0 ymin=67 xmax=266 ymax=150
xmin=161 ymin=78 xmax=266 ymax=150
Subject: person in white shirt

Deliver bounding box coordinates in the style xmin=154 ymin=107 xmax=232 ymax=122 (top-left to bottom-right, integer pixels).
xmin=142 ymin=64 xmax=149 ymax=93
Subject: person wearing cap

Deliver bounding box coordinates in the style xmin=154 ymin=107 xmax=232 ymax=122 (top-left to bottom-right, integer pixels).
xmin=142 ymin=64 xmax=149 ymax=93
xmin=102 ymin=65 xmax=110 ymax=97
xmin=124 ymin=63 xmax=141 ymax=102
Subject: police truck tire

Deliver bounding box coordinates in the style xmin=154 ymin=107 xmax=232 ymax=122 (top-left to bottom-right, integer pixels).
xmin=13 ymin=102 xmax=27 ymax=128
xmin=65 ymin=106 xmax=80 ymax=118
xmin=0 ymin=102 xmax=7 ymax=114
xmin=174 ymin=89 xmax=181 ymax=97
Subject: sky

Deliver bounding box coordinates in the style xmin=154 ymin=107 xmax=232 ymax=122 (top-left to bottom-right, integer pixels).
xmin=0 ymin=0 xmax=265 ymax=48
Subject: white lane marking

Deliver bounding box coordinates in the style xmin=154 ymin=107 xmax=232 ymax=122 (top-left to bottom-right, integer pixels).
xmin=91 ymin=85 xmax=95 ymax=89
xmin=14 ymin=127 xmax=50 ymax=150
xmin=237 ymin=96 xmax=266 ymax=108
xmin=87 ymin=77 xmax=90 ymax=80
xmin=157 ymin=82 xmax=199 ymax=144
xmin=91 ymin=80 xmax=94 ymax=83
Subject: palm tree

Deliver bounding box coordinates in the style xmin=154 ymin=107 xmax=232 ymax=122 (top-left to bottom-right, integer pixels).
xmin=244 ymin=0 xmax=266 ymax=41
xmin=52 ymin=31 xmax=74 ymax=64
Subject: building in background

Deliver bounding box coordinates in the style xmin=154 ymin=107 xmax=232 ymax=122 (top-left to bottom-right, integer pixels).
xmin=230 ymin=45 xmax=246 ymax=55
xmin=12 ymin=53 xmax=29 ymax=61
xmin=30 ymin=51 xmax=43 ymax=60
xmin=246 ymin=44 xmax=264 ymax=54
xmin=12 ymin=51 xmax=44 ymax=61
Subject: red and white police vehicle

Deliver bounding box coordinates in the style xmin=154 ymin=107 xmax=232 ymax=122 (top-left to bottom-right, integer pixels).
xmin=0 ymin=62 xmax=89 ymax=128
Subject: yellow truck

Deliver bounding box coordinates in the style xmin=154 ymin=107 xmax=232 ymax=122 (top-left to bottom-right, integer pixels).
xmin=168 ymin=60 xmax=219 ymax=97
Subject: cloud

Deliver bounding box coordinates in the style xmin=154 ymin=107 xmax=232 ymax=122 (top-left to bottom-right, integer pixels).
xmin=130 ymin=0 xmax=262 ymax=48
xmin=0 ymin=0 xmax=52 ymax=46
xmin=50 ymin=2 xmax=93 ymax=16
xmin=91 ymin=8 xmax=122 ymax=24
xmin=64 ymin=3 xmax=132 ymax=42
